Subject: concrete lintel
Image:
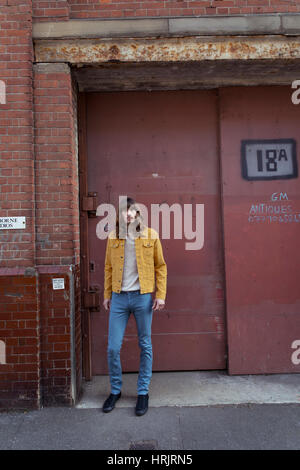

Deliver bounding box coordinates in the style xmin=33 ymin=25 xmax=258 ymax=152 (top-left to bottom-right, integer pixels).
xmin=32 ymin=14 xmax=300 ymax=40
xmin=169 ymin=15 xmax=281 ymax=35
xmin=282 ymin=15 xmax=300 ymax=35
xmin=33 ymin=62 xmax=70 ymax=73
xmin=33 ymin=18 xmax=169 ymax=39
xmin=34 ymin=36 xmax=300 ymax=64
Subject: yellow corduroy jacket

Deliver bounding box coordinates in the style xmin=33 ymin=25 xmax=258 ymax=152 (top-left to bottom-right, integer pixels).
xmin=104 ymin=226 xmax=167 ymax=301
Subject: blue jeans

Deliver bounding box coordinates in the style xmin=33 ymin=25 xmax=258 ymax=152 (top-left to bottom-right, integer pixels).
xmin=107 ymin=290 xmax=153 ymax=395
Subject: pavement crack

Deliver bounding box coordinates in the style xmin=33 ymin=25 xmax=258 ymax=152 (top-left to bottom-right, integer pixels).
xmin=177 ymin=411 xmax=184 ymax=450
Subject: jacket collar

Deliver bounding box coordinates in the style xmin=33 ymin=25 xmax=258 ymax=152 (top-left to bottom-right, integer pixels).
xmin=109 ymin=225 xmax=148 ymax=239
xmin=139 ymin=225 xmax=148 ymax=238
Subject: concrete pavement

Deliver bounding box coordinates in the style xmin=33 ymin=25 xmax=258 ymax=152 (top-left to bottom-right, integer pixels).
xmin=0 ymin=371 xmax=299 ymax=450
xmin=1 ymin=403 xmax=300 ymax=450
xmin=77 ymin=370 xmax=300 ymax=408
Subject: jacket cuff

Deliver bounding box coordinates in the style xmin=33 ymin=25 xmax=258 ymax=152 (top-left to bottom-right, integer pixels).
xmin=104 ymin=290 xmax=112 ymax=300
xmin=155 ymin=291 xmax=166 ymax=301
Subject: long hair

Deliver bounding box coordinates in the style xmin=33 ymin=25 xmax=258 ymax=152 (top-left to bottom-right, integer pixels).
xmin=115 ymin=196 xmax=146 ymax=239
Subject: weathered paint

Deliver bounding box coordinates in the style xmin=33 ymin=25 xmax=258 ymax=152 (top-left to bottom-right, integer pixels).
xmin=220 ymin=86 xmax=300 ymax=374
xmin=34 ymin=36 xmax=300 ymax=64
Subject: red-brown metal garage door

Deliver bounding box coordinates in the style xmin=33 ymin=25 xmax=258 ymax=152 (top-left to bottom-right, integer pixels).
xmin=220 ymin=86 xmax=300 ymax=374
xmin=86 ymin=90 xmax=227 ymax=374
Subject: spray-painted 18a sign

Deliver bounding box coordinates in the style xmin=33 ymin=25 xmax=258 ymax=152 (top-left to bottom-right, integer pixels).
xmin=241 ymin=139 xmax=298 ymax=181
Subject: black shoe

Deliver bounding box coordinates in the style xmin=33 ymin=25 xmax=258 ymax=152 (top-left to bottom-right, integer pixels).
xmin=135 ymin=394 xmax=149 ymax=416
xmin=102 ymin=392 xmax=121 ymax=413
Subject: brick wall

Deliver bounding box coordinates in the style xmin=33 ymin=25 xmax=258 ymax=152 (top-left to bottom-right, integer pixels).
xmin=0 ymin=0 xmax=34 ymax=266
xmin=0 ymin=266 xmax=81 ymax=409
xmin=0 ymin=3 xmax=82 ymax=410
xmin=32 ymin=0 xmax=300 ymax=22
xmin=39 ymin=269 xmax=72 ymax=406
xmin=33 ymin=62 xmax=80 ymax=267
xmin=33 ymin=0 xmax=69 ymax=21
xmin=33 ymin=62 xmax=81 ymax=406
xmin=0 ymin=269 xmax=40 ymax=410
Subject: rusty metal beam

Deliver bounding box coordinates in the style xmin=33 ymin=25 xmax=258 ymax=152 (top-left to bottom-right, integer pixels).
xmin=34 ymin=36 xmax=300 ymax=64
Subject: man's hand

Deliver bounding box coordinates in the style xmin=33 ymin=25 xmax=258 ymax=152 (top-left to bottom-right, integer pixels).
xmin=103 ymin=298 xmax=111 ymax=311
xmin=152 ymin=298 xmax=165 ymax=311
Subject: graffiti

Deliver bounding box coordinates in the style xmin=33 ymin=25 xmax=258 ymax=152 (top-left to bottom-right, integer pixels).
xmin=271 ymin=192 xmax=288 ymax=201
xmin=249 ymin=214 xmax=300 ymax=223
xmin=291 ymin=340 xmax=300 ymax=365
xmin=248 ymin=193 xmax=300 ymax=223
xmin=0 ymin=340 xmax=6 ymax=365
xmin=249 ymin=204 xmax=292 ymax=215
xmin=0 ymin=219 xmax=27 ymax=260
xmin=36 ymin=233 xmax=51 ymax=250
xmin=0 ymin=232 xmax=23 ymax=261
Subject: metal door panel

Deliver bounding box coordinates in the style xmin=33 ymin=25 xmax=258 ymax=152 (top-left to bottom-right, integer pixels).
xmin=86 ymin=90 xmax=226 ymax=374
xmin=220 ymin=86 xmax=300 ymax=374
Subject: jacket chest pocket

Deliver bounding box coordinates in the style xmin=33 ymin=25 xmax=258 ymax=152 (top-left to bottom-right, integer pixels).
xmin=111 ymin=240 xmax=122 ymax=258
xmin=142 ymin=239 xmax=154 ymax=257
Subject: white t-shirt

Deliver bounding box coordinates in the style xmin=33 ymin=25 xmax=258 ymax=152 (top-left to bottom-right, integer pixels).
xmin=121 ymin=235 xmax=140 ymax=291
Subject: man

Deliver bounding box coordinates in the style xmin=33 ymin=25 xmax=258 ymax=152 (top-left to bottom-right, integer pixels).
xmin=102 ymin=197 xmax=167 ymax=416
